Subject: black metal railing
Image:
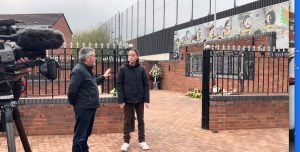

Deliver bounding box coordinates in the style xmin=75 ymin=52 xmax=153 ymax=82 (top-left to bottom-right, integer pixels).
xmin=201 ymin=46 xmax=290 ymax=130
xmin=22 ymin=47 xmax=128 ymax=98
xmin=201 ymin=47 xmax=289 ymax=95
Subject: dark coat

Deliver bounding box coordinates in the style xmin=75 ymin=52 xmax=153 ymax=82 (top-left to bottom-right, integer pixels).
xmin=67 ymin=62 xmax=105 ymax=110
xmin=116 ymin=62 xmax=149 ymax=104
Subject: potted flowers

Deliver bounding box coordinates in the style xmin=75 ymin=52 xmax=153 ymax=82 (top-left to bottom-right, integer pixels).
xmin=149 ymin=64 xmax=163 ymax=90
xmin=110 ymin=88 xmax=117 ymax=96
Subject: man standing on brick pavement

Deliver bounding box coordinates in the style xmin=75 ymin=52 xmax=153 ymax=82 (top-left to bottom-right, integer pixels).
xmin=68 ymin=47 xmax=111 ymax=152
xmin=117 ymin=48 xmax=150 ymax=151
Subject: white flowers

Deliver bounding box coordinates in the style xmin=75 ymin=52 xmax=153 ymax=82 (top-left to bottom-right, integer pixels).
xmin=149 ymin=64 xmax=163 ymax=81
xmin=110 ymin=88 xmax=117 ymax=96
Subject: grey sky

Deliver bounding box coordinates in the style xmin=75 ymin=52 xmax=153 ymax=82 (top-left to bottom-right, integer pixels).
xmin=0 ymin=0 xmax=137 ymax=32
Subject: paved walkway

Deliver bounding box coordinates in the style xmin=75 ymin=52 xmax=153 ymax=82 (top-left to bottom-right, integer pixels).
xmin=0 ymin=90 xmax=288 ymax=152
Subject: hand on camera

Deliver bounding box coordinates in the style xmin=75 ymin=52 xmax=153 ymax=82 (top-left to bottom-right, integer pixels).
xmin=13 ymin=57 xmax=31 ymax=80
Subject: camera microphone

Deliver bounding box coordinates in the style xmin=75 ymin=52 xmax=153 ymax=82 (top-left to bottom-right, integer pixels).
xmin=16 ymin=29 xmax=64 ymax=51
xmin=0 ymin=19 xmax=22 ymax=27
xmin=0 ymin=28 xmax=64 ymax=51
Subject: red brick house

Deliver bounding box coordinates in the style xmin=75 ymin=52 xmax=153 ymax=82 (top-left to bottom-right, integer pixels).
xmin=0 ymin=13 xmax=73 ymax=54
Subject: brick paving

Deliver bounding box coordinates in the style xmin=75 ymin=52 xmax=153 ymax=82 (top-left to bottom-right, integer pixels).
xmin=0 ymin=90 xmax=288 ymax=152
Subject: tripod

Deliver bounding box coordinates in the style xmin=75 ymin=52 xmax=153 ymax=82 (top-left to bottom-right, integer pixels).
xmin=0 ymin=95 xmax=31 ymax=152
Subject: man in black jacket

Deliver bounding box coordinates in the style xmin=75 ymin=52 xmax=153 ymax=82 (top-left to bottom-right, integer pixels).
xmin=117 ymin=48 xmax=150 ymax=151
xmin=68 ymin=47 xmax=111 ymax=152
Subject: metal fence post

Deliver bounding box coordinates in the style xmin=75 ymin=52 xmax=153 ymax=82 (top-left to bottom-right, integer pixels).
xmin=240 ymin=50 xmax=244 ymax=93
xmin=113 ymin=46 xmax=117 ymax=89
xmin=202 ymin=46 xmax=211 ymax=129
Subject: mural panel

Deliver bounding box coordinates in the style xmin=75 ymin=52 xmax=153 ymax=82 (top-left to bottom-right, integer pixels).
xmin=174 ymin=2 xmax=289 ymax=50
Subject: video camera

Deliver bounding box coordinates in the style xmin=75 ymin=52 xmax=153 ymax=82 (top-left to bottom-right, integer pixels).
xmin=0 ymin=19 xmax=65 ymax=152
xmin=0 ymin=19 xmax=64 ymax=84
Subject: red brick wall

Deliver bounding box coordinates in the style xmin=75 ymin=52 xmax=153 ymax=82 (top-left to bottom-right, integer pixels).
xmin=209 ymin=99 xmax=288 ymax=130
xmin=208 ymin=53 xmax=289 ymax=93
xmin=11 ymin=103 xmax=123 ymax=135
xmin=157 ymin=35 xmax=285 ymax=93
xmin=53 ymin=15 xmax=73 ymax=54
xmin=290 ymin=12 xmax=294 ymax=45
xmin=24 ymin=81 xmax=69 ymax=96
xmin=24 ymin=61 xmax=122 ymax=96
xmin=290 ymin=32 xmax=294 ymax=44
xmin=159 ymin=60 xmax=202 ymax=92
xmin=142 ymin=61 xmax=159 ymax=89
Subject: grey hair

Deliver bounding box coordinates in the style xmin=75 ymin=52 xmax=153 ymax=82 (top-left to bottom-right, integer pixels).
xmin=79 ymin=47 xmax=95 ymax=62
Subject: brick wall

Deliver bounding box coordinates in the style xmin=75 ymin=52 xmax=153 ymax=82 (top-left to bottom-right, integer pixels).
xmin=9 ymin=103 xmax=123 ymax=135
xmin=156 ymin=34 xmax=286 ymax=93
xmin=24 ymin=61 xmax=122 ymax=96
xmin=53 ymin=15 xmax=73 ymax=54
xmin=206 ymin=52 xmax=289 ymax=93
xmin=24 ymin=60 xmax=161 ymax=96
xmin=290 ymin=12 xmax=294 ymax=46
xmin=209 ymin=96 xmax=288 ymax=130
xmin=159 ymin=60 xmax=202 ymax=92
xmin=142 ymin=61 xmax=159 ymax=89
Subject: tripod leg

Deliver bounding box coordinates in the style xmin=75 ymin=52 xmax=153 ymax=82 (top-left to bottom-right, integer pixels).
xmin=6 ymin=122 xmax=16 ymax=152
xmin=13 ymin=107 xmax=31 ymax=152
xmin=3 ymin=106 xmax=16 ymax=152
xmin=0 ymin=111 xmax=5 ymax=132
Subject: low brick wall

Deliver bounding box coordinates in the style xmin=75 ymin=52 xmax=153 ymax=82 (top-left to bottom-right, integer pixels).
xmin=209 ymin=95 xmax=288 ymax=130
xmin=7 ymin=97 xmax=123 ymax=135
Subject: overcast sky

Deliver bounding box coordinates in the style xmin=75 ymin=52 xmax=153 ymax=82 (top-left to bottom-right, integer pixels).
xmin=0 ymin=0 xmax=137 ymax=32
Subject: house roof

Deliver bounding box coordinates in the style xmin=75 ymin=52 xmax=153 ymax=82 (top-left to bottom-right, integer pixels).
xmin=0 ymin=13 xmax=72 ymax=33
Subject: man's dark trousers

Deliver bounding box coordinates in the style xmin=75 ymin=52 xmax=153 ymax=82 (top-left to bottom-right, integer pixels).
xmin=72 ymin=108 xmax=96 ymax=152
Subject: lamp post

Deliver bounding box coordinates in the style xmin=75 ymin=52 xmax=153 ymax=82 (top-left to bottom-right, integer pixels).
xmin=214 ymin=0 xmax=216 ymax=38
xmin=211 ymin=0 xmax=217 ymax=88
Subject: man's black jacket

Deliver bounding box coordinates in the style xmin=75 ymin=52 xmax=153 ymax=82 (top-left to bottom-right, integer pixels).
xmin=68 ymin=62 xmax=105 ymax=110
xmin=116 ymin=62 xmax=149 ymax=104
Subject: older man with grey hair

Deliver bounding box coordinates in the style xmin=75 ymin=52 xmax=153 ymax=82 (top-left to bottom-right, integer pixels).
xmin=68 ymin=47 xmax=111 ymax=152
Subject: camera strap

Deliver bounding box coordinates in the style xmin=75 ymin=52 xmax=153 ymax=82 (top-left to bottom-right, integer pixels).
xmin=39 ymin=58 xmax=60 ymax=80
